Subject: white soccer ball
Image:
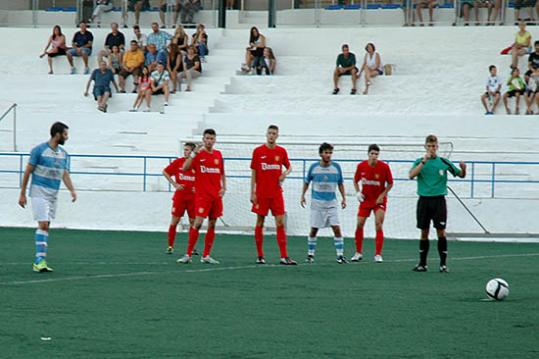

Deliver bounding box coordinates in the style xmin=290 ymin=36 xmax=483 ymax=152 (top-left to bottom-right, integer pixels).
xmin=485 ymin=278 xmax=509 ymax=301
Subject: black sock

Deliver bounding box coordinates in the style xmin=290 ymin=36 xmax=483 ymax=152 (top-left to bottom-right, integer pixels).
xmin=438 ymin=236 xmax=448 ymax=266
xmin=419 ymin=239 xmax=429 ymax=266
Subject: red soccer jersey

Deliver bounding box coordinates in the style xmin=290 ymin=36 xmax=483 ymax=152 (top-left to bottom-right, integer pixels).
xmin=191 ymin=149 xmax=225 ymax=198
xmin=163 ymin=157 xmax=195 ymax=197
xmin=250 ymin=144 xmax=291 ymax=199
xmin=354 ymin=160 xmax=394 ymax=206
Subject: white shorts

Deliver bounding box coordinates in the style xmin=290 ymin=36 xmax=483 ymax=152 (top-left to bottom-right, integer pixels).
xmin=310 ymin=206 xmax=340 ymax=229
xmin=31 ymin=197 xmax=57 ymax=222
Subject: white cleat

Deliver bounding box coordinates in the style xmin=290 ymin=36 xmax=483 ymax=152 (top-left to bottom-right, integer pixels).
xmin=201 ymin=256 xmax=220 ymax=264
xmin=374 ymin=255 xmax=383 ymax=263
xmin=351 ymin=252 xmax=363 ymax=262
xmin=176 ymin=255 xmax=192 ymax=264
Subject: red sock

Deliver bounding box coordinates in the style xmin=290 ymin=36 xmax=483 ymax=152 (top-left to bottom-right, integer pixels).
xmin=186 ymin=227 xmax=199 ymax=256
xmin=355 ymin=227 xmax=364 ymax=253
xmin=203 ymin=227 xmax=216 ymax=257
xmin=255 ymin=225 xmax=264 ymax=257
xmin=276 ymin=225 xmax=288 ymax=258
xmin=168 ymin=224 xmax=177 ymax=247
xmin=375 ymin=230 xmax=384 ymax=256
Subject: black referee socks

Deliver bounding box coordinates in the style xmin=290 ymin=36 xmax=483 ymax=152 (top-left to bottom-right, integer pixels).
xmin=438 ymin=236 xmax=448 ymax=266
xmin=419 ymin=239 xmax=429 ymax=266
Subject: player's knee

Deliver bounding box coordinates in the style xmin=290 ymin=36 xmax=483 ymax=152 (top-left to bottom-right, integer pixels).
xmin=436 ymin=229 xmax=445 ymax=238
xmin=38 ymin=222 xmax=49 ymax=231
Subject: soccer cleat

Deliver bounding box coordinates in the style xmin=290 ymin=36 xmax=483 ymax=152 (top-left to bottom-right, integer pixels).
xmin=280 ymin=257 xmax=298 ymax=265
xmin=336 ymin=255 xmax=349 ymax=264
xmin=32 ymin=259 xmax=53 ymax=273
xmin=412 ymin=264 xmax=428 ymax=272
xmin=256 ymin=256 xmax=266 ymax=264
xmin=350 ymin=252 xmax=363 ymax=262
xmin=439 ymin=265 xmax=449 ymax=273
xmin=305 ymin=255 xmax=315 ymax=263
xmin=176 ymin=255 xmax=192 ymax=264
xmin=374 ymin=255 xmax=383 ymax=263
xmin=166 ymin=246 xmax=174 ymax=254
xmin=201 ymin=256 xmax=220 ymax=264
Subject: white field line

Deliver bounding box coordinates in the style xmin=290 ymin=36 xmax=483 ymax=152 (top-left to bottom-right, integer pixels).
xmin=1 ymin=253 xmax=539 ymax=286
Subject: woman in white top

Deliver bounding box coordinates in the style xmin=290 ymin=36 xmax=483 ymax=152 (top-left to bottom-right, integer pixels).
xmin=360 ymin=43 xmax=383 ymax=95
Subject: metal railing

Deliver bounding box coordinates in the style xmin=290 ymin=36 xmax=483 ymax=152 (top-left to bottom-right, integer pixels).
xmin=0 ymin=104 xmax=17 ymax=152
xmin=1 ymin=152 xmax=538 ymax=199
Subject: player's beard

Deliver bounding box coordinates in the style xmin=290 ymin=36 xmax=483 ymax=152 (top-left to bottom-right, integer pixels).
xmin=58 ymin=138 xmax=65 ymax=145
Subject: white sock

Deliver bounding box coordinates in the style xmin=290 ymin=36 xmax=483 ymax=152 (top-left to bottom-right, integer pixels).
xmin=308 ymin=236 xmax=317 ymax=256
xmin=334 ymin=237 xmax=344 ymax=256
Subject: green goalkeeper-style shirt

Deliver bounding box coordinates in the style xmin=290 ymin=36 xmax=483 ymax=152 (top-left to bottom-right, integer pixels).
xmin=411 ymin=156 xmax=461 ymax=197
xmin=336 ymin=53 xmax=356 ymax=68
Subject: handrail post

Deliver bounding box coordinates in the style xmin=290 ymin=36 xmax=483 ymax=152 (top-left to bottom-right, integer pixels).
xmin=143 ymin=157 xmax=147 ymax=192
xmin=19 ymin=154 xmax=23 ymax=188
xmin=13 ymin=104 xmax=17 ymax=152
xmin=491 ymin=163 xmax=496 ymax=198
xmin=470 ymin=162 xmax=475 ymax=198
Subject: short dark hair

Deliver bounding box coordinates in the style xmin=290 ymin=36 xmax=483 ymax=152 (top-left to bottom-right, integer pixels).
xmin=319 ymin=142 xmax=333 ymax=154
xmin=133 ymin=25 xmax=140 ymax=30
xmin=184 ymin=142 xmax=196 ymax=149
xmin=489 ymin=65 xmax=496 ymax=71
xmin=78 ymin=20 xmax=86 ymax=26
xmin=425 ymin=134 xmax=438 ymax=144
xmin=203 ymin=128 xmax=216 ymax=136
xmin=130 ymin=40 xmax=138 ymax=45
xmin=50 ymin=122 xmax=68 ymax=137
xmin=368 ymin=144 xmax=380 ymax=153
xmin=535 ymin=40 xmax=539 ymax=46
xmin=342 ymin=44 xmax=349 ymax=50
xmin=365 ymin=43 xmax=376 ymax=52
xmin=268 ymin=124 xmax=279 ymax=131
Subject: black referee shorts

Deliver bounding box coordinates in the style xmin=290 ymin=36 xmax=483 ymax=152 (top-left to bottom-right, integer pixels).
xmin=416 ymin=196 xmax=447 ymax=230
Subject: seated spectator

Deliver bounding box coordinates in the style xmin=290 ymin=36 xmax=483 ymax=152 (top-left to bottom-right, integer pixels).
xmin=108 ymin=45 xmax=123 ymax=76
xmin=179 ymin=45 xmax=201 ymax=92
xmin=67 ymin=21 xmax=93 ymax=75
xmin=131 ymin=66 xmax=152 ymax=111
xmin=145 ymin=43 xmax=167 ymax=72
xmin=120 ymin=40 xmax=145 ymax=93
xmin=173 ymin=26 xmax=189 ymax=54
xmin=226 ymin=0 xmax=237 ymax=9
xmin=89 ymin=0 xmax=113 ymax=28
xmin=133 ymin=25 xmax=147 ymax=51
xmin=360 ymin=43 xmax=383 ymax=95
xmin=98 ymin=23 xmax=126 ymax=64
xmin=528 ymin=40 xmax=539 ymax=71
xmin=84 ymin=60 xmax=119 ymax=112
xmin=257 ymin=47 xmax=276 ymax=76
xmin=167 ymin=44 xmax=183 ymax=93
xmin=333 ymin=44 xmax=358 ymax=95
xmin=481 ymin=65 xmax=502 ymax=115
xmin=192 ymin=23 xmax=208 ymax=60
xmin=40 ymin=25 xmax=67 ymax=74
xmin=148 ymin=63 xmax=171 ymax=108
xmin=159 ymin=0 xmax=169 ymax=28
xmin=488 ymin=0 xmax=503 ymax=24
xmin=180 ymin=0 xmax=201 ymax=25
xmin=147 ymin=22 xmax=172 ymax=55
xmin=511 ymin=21 xmax=531 ymax=69
xmin=473 ymin=0 xmax=494 ymax=25
xmin=416 ymin=0 xmax=435 ymax=26
xmin=503 ymin=67 xmax=526 ymax=114
xmin=241 ymin=27 xmax=265 ymax=73
xmin=525 ymin=65 xmax=539 ymax=114
xmin=513 ymin=0 xmax=539 ymax=24
xmin=122 ymin=0 xmax=149 ymax=28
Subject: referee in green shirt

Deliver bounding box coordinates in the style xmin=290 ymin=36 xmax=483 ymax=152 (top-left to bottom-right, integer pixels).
xmin=409 ymin=135 xmax=466 ymax=272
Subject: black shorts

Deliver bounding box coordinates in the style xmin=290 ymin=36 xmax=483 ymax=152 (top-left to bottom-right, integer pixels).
xmin=152 ymin=88 xmax=164 ymax=95
xmin=484 ymin=91 xmax=500 ymax=96
xmin=506 ymin=90 xmax=524 ymax=98
xmin=416 ymin=196 xmax=447 ymax=230
xmin=48 ymin=48 xmax=67 ymax=57
xmin=338 ymin=67 xmax=359 ymax=76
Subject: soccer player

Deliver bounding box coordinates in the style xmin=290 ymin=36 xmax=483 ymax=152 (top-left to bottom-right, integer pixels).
xmin=18 ymin=122 xmax=77 ymax=272
xmin=176 ymin=129 xmax=225 ymax=264
xmin=162 ymin=142 xmax=197 ymax=255
xmin=250 ymin=125 xmax=296 ymax=265
xmin=409 ymin=135 xmax=466 ymax=273
xmin=300 ymin=143 xmax=347 ymax=264
xmin=352 ymin=144 xmax=393 ymax=263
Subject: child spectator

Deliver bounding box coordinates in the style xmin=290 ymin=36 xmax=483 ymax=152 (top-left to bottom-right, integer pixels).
xmin=98 ymin=23 xmax=126 ymax=64
xmin=149 ymin=63 xmax=171 ymax=107
xmin=131 ymin=66 xmax=152 ymax=112
xmin=257 ymin=47 xmax=276 ymax=75
xmin=360 ymin=43 xmax=383 ymax=95
xmin=503 ymin=67 xmax=526 ymax=114
xmin=173 ymin=26 xmax=190 ymax=54
xmin=119 ymin=40 xmax=145 ymax=93
xmin=40 ymin=25 xmax=67 ymax=74
xmin=511 ymin=21 xmax=531 ymax=69
xmin=179 ymin=46 xmax=201 ymax=92
xmin=525 ymin=65 xmax=539 ymax=114
xmin=84 ymin=60 xmax=119 ymax=112
xmin=333 ymin=44 xmax=358 ymax=95
xmin=89 ymin=0 xmax=113 ymax=28
xmin=167 ymin=44 xmax=183 ymax=93
xmin=481 ymin=65 xmax=502 ymax=115
xmin=66 ymin=21 xmax=93 ymax=75
xmin=241 ymin=27 xmax=265 ymax=73
xmin=108 ymin=45 xmax=122 ymax=76
xmin=192 ymin=24 xmax=208 ymax=60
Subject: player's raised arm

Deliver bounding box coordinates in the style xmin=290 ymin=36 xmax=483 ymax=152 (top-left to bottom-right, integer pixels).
xmin=182 ymin=143 xmax=202 ymax=172
xmin=409 ymin=153 xmax=430 ymax=179
xmin=18 ymin=163 xmax=35 ymax=208
xmin=62 ymin=170 xmax=77 ymax=202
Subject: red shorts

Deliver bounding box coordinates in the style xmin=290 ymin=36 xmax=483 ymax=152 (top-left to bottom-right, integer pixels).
xmin=195 ymin=195 xmax=223 ymax=219
xmin=171 ymin=193 xmax=195 ymax=219
xmin=358 ymin=201 xmax=387 ymax=218
xmin=251 ymin=194 xmax=285 ymax=217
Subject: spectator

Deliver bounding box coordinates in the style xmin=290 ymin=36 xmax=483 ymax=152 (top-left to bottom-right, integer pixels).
xmin=226 ymin=0 xmax=236 ymax=9
xmin=149 ymin=63 xmax=171 ymax=107
xmin=84 ymin=60 xmax=119 ymax=112
xmin=489 ymin=0 xmax=503 ymax=24
xmin=147 ymin=22 xmax=172 ymax=54
xmin=511 ymin=21 xmax=532 ymax=69
xmin=359 ymin=43 xmax=383 ymax=95
xmin=119 ymin=40 xmax=145 ymax=93
xmin=40 ymin=25 xmax=67 ymax=74
xmin=131 ymin=66 xmax=152 ymax=111
xmin=98 ymin=22 xmax=126 ymax=64
xmin=459 ymin=0 xmax=474 ymax=26
xmin=167 ymin=44 xmax=183 ymax=93
xmin=192 ymin=23 xmax=208 ymax=60
xmin=257 ymin=47 xmax=276 ymax=76
xmin=513 ymin=0 xmax=539 ymax=24
xmin=525 ymin=65 xmax=539 ymax=114
xmin=473 ymin=0 xmax=494 ymax=25
xmin=528 ymin=40 xmax=539 ymax=71
xmin=481 ymin=65 xmax=502 ymax=115
xmin=145 ymin=43 xmax=167 ymax=72
xmin=416 ymin=0 xmax=435 ymax=26
xmin=66 ymin=21 xmax=93 ymax=75
xmin=173 ymin=25 xmax=189 ymax=53
xmin=178 ymin=45 xmax=201 ymax=92
xmin=122 ymin=0 xmax=148 ymax=28
xmin=332 ymin=44 xmax=358 ymax=95
xmin=108 ymin=45 xmax=122 ymax=75
xmin=133 ymin=25 xmax=147 ymax=51
xmin=89 ymin=0 xmax=113 ymax=28
xmin=159 ymin=0 xmax=169 ymax=28
xmin=503 ymin=67 xmax=526 ymax=114
xmin=180 ymin=0 xmax=201 ymax=25
xmin=241 ymin=26 xmax=265 ymax=73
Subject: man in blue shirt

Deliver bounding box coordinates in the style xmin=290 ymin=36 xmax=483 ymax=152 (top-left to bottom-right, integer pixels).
xmin=67 ymin=21 xmax=93 ymax=74
xmin=300 ymin=143 xmax=348 ymax=264
xmin=18 ymin=122 xmax=77 ymax=272
xmin=84 ymin=60 xmax=119 ymax=112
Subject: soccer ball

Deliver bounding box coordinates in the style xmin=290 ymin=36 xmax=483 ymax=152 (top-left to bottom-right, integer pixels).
xmin=485 ymin=278 xmax=509 ymax=301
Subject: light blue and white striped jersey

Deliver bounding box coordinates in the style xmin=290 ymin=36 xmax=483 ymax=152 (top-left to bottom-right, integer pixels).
xmin=305 ymin=161 xmax=343 ymax=208
xmin=28 ymin=142 xmax=69 ymax=200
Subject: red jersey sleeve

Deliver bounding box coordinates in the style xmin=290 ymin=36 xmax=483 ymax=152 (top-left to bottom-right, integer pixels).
xmin=386 ymin=162 xmax=394 ymax=185
xmin=281 ymin=147 xmax=291 ymax=169
xmin=250 ymin=148 xmax=258 ymax=170
xmin=354 ymin=164 xmax=361 ymax=183
xmin=163 ymin=159 xmax=179 ymax=176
